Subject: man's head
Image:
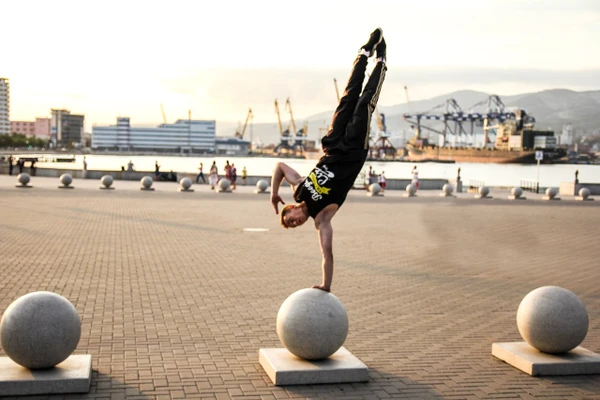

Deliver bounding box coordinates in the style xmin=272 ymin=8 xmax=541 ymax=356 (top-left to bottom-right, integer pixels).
xmin=280 ymin=204 xmax=309 ymax=229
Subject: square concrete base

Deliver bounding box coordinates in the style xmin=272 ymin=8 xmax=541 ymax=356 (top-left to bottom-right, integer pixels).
xmin=15 ymin=185 xmax=33 ymax=188
xmin=403 ymin=193 xmax=417 ymax=197
xmin=492 ymin=342 xmax=600 ymax=376
xmin=58 ymin=186 xmax=75 ymax=189
xmin=254 ymin=190 xmax=269 ymax=194
xmin=0 ymin=355 xmax=92 ymax=396
xmin=140 ymin=187 xmax=155 ymax=191
xmin=99 ymin=187 xmax=115 ymax=190
xmin=475 ymin=195 xmax=493 ymax=199
xmin=259 ymin=347 xmax=369 ymax=386
xmin=217 ymin=190 xmax=232 ymax=194
xmin=178 ymin=188 xmax=194 ymax=192
xmin=542 ymin=196 xmax=561 ymax=200
xmin=508 ymin=196 xmax=527 ymax=200
xmin=367 ymin=192 xmax=383 ymax=197
xmin=575 ymin=197 xmax=594 ymax=201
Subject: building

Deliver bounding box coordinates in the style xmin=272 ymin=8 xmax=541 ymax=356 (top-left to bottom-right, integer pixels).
xmin=215 ymin=137 xmax=251 ymax=155
xmin=92 ymin=117 xmax=216 ymax=153
xmin=0 ymin=78 xmax=9 ymax=135
xmin=9 ymin=118 xmax=51 ymax=138
xmin=51 ymin=109 xmax=84 ymax=147
xmin=560 ymin=123 xmax=574 ymax=147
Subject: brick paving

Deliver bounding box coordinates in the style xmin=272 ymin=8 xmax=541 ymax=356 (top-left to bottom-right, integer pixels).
xmin=0 ymin=175 xmax=599 ymax=400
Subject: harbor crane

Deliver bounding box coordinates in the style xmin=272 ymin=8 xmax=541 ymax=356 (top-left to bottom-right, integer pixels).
xmin=160 ymin=104 xmax=167 ymax=124
xmin=273 ymin=99 xmax=294 ymax=154
xmin=334 ymin=78 xmax=340 ymax=103
xmin=285 ymin=98 xmax=307 ymax=154
xmin=234 ymin=108 xmax=253 ymax=139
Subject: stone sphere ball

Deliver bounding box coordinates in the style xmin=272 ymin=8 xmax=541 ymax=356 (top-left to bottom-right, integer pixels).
xmin=369 ymin=183 xmax=381 ymax=195
xmin=180 ymin=177 xmax=192 ymax=190
xmin=101 ymin=175 xmax=113 ymax=187
xmin=406 ymin=184 xmax=416 ymax=195
xmin=511 ymin=186 xmax=523 ymax=197
xmin=256 ymin=179 xmax=269 ymax=192
xmin=442 ymin=183 xmax=453 ymax=195
xmin=579 ymin=188 xmax=590 ymax=199
xmin=517 ymin=286 xmax=588 ymax=354
xmin=17 ymin=173 xmax=30 ymax=185
xmin=277 ymin=288 xmax=349 ymax=361
xmin=0 ymin=291 xmax=81 ymax=369
xmin=59 ymin=174 xmax=72 ymax=186
xmin=218 ymin=178 xmax=231 ymax=191
xmin=479 ymin=186 xmax=490 ymax=197
xmin=141 ymin=176 xmax=153 ymax=188
xmin=545 ymin=187 xmax=558 ymax=198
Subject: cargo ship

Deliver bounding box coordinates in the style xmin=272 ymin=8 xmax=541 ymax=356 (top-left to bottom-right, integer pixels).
xmin=403 ymin=96 xmax=566 ymax=164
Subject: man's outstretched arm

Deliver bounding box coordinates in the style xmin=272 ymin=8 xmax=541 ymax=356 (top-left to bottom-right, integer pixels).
xmin=314 ymin=218 xmax=334 ymax=292
xmin=270 ymin=162 xmax=303 ymax=214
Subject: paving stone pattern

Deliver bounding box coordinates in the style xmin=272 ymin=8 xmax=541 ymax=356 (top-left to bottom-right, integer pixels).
xmin=0 ymin=176 xmax=599 ymax=399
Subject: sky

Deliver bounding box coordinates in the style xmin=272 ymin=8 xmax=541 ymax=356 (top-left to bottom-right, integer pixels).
xmin=1 ymin=0 xmax=599 ymax=132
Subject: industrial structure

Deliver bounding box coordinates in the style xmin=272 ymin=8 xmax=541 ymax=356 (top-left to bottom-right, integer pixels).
xmin=51 ymin=109 xmax=85 ymax=147
xmin=92 ymin=117 xmax=216 ymax=153
xmin=0 ymin=78 xmax=9 ymax=135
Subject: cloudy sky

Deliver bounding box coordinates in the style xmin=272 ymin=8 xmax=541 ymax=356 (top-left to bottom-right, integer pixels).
xmin=2 ymin=0 xmax=599 ymax=131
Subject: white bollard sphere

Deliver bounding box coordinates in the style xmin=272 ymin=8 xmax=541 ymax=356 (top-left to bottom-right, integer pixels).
xmin=141 ymin=176 xmax=153 ymax=189
xmin=180 ymin=177 xmax=192 ymax=190
xmin=478 ymin=186 xmax=489 ymax=197
xmin=511 ymin=186 xmax=523 ymax=198
xmin=17 ymin=173 xmax=30 ymax=185
xmin=579 ymin=188 xmax=590 ymax=199
xmin=218 ymin=178 xmax=231 ymax=191
xmin=59 ymin=173 xmax=72 ymax=186
xmin=442 ymin=184 xmax=454 ymax=195
xmin=101 ymin=175 xmax=113 ymax=187
xmin=369 ymin=183 xmax=381 ymax=195
xmin=276 ymin=288 xmax=349 ymax=360
xmin=545 ymin=187 xmax=558 ymax=198
xmin=406 ymin=184 xmax=416 ymax=195
xmin=0 ymin=291 xmax=81 ymax=369
xmin=256 ymin=179 xmax=269 ymax=192
xmin=517 ymin=286 xmax=588 ymax=354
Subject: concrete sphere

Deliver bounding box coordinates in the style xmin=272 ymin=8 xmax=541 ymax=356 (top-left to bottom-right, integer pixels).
xmin=579 ymin=188 xmax=590 ymax=199
xmin=545 ymin=187 xmax=558 ymax=198
xmin=276 ymin=288 xmax=349 ymax=361
xmin=517 ymin=286 xmax=588 ymax=354
xmin=406 ymin=184 xmax=416 ymax=195
xmin=180 ymin=177 xmax=192 ymax=190
xmin=17 ymin=173 xmax=30 ymax=185
xmin=256 ymin=179 xmax=269 ymax=192
xmin=0 ymin=291 xmax=81 ymax=369
xmin=101 ymin=175 xmax=113 ymax=187
xmin=141 ymin=176 xmax=153 ymax=189
xmin=511 ymin=186 xmax=523 ymax=198
xmin=218 ymin=178 xmax=231 ymax=191
xmin=369 ymin=183 xmax=381 ymax=195
xmin=59 ymin=173 xmax=72 ymax=186
xmin=478 ymin=186 xmax=490 ymax=197
xmin=442 ymin=183 xmax=453 ymax=195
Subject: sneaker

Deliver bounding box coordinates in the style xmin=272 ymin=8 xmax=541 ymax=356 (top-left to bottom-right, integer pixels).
xmin=360 ymin=28 xmax=383 ymax=57
xmin=376 ymin=37 xmax=386 ymax=60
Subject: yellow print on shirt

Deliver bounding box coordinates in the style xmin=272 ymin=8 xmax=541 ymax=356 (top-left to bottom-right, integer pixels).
xmin=308 ymin=172 xmax=331 ymax=195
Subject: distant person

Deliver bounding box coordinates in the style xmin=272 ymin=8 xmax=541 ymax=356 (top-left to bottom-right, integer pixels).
xmin=196 ymin=162 xmax=206 ymax=184
xmin=121 ymin=166 xmax=125 ymax=172
xmin=241 ymin=166 xmax=247 ymax=186
xmin=8 ymin=155 xmax=14 ymax=175
xmin=209 ymin=161 xmax=218 ymax=190
xmin=224 ymin=160 xmax=232 ymax=181
xmin=155 ymin=160 xmax=160 ymax=178
xmin=411 ymin=165 xmax=419 ymax=190
xmin=30 ymin=160 xmax=37 ymax=176
xmin=231 ymin=164 xmax=237 ymax=190
xmin=82 ymin=156 xmax=88 ymax=178
xmin=18 ymin=159 xmax=24 ymax=173
xmin=378 ymin=170 xmax=386 ymax=192
xmin=270 ymin=27 xmax=387 ymax=292
xmin=127 ymin=160 xmax=134 ymax=172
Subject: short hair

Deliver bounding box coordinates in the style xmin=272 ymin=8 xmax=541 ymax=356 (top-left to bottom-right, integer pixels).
xmin=280 ymin=204 xmax=296 ymax=229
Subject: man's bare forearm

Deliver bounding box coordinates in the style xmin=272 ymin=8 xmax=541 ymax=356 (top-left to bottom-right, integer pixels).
xmin=320 ymin=254 xmax=334 ymax=291
xmin=271 ymin=163 xmax=284 ymax=195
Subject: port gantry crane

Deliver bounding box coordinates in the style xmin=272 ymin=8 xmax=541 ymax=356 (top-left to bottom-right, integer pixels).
xmin=284 ymin=97 xmax=308 ymax=155
xmin=402 ymin=95 xmax=536 ymax=153
xmin=273 ymin=99 xmax=294 ymax=155
xmin=234 ymin=108 xmax=253 ymax=140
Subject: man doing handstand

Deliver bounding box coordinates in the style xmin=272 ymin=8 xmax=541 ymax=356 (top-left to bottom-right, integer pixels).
xmin=270 ymin=28 xmax=387 ymax=292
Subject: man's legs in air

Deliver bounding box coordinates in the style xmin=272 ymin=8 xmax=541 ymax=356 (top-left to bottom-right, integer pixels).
xmin=321 ymin=28 xmax=384 ymax=154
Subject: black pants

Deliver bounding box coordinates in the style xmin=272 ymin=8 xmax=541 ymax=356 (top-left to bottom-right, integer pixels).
xmin=196 ymin=172 xmax=206 ymax=183
xmin=321 ymin=55 xmax=387 ymax=162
